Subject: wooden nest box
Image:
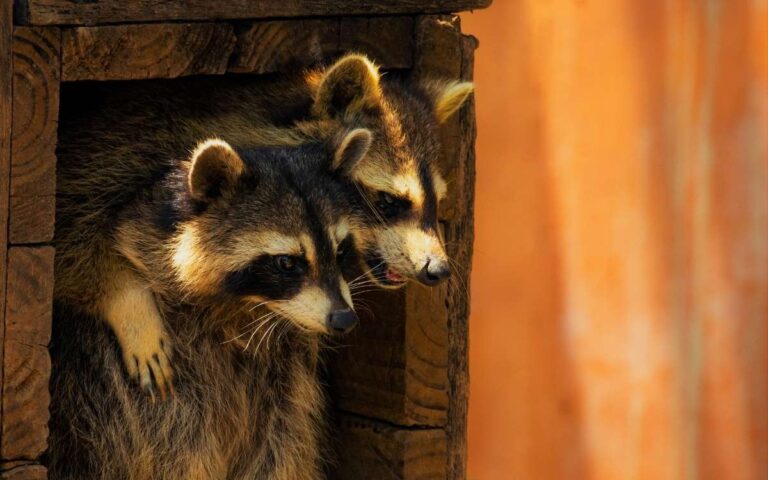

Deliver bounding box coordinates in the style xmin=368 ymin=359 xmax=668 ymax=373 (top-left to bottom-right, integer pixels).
xmin=0 ymin=1 xmax=489 ymax=478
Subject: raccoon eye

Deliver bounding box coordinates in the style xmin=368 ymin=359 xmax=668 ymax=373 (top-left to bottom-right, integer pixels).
xmin=376 ymin=191 xmax=411 ymax=219
xmin=275 ymin=255 xmax=297 ymax=272
xmin=336 ymin=236 xmax=353 ymax=261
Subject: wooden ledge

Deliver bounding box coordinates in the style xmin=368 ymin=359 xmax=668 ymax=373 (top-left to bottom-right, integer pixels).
xmin=15 ymin=1 xmax=492 ymax=26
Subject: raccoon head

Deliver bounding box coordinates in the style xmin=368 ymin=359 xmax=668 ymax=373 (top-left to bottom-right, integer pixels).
xmin=310 ymin=54 xmax=474 ymax=289
xmin=170 ymin=134 xmax=371 ymax=334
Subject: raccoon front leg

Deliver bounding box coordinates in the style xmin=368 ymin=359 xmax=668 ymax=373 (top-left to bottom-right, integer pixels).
xmin=102 ymin=269 xmax=174 ymax=399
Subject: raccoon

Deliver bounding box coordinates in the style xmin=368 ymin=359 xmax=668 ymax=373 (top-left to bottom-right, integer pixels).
xmin=50 ymin=84 xmax=371 ymax=478
xmin=195 ymin=54 xmax=475 ymax=289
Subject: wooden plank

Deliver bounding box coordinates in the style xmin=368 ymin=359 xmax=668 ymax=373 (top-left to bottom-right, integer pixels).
xmin=1 ymin=247 xmax=54 ymax=461
xmin=16 ymin=0 xmax=492 ymax=26
xmin=8 ymin=196 xmax=54 ymax=244
xmin=413 ymin=15 xmax=477 ymax=480
xmin=9 ymin=27 xmax=58 ymax=247
xmin=62 ymin=23 xmax=236 ymax=81
xmin=332 ymin=413 xmax=447 ymax=480
xmin=229 ymin=16 xmax=413 ymax=74
xmin=0 ymin=462 xmax=46 ymax=480
xmin=328 ymin=283 xmax=450 ymax=427
xmin=0 ymin=0 xmax=14 ymax=454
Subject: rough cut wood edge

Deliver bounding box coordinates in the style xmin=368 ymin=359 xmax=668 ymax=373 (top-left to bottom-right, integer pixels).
xmin=16 ymin=0 xmax=492 ymax=26
xmin=331 ymin=413 xmax=447 ymax=479
xmin=0 ymin=462 xmax=46 ymax=480
xmin=1 ymin=247 xmax=54 ymax=461
xmin=62 ymin=23 xmax=236 ymax=81
xmin=413 ymin=15 xmax=476 ymax=479
xmin=229 ymin=16 xmax=413 ymax=74
xmin=0 ymin=0 xmax=14 ymax=449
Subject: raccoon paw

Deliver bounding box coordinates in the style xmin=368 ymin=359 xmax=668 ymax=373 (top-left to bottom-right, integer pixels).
xmin=123 ymin=336 xmax=175 ymax=401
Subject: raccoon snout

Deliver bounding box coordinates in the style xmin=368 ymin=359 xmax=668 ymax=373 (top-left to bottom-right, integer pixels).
xmin=416 ymin=258 xmax=451 ymax=286
xmin=327 ymin=308 xmax=359 ymax=334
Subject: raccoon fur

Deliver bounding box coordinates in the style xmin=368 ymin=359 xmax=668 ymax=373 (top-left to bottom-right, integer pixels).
xmin=50 ymin=83 xmax=371 ymax=479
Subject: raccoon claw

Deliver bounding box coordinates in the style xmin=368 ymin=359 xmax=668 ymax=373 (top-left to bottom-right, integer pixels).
xmin=123 ymin=339 xmax=174 ymax=401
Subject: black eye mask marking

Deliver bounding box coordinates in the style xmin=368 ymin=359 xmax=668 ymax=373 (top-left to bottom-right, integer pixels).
xmin=375 ymin=191 xmax=412 ymax=220
xmin=224 ymin=254 xmax=307 ymax=299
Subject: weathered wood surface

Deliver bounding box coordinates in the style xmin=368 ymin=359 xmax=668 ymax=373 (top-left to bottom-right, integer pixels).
xmin=8 ymin=196 xmax=55 ymax=245
xmin=10 ymin=27 xmax=58 ymax=244
xmin=62 ymin=23 xmax=236 ymax=81
xmin=16 ymin=0 xmax=492 ymax=26
xmin=329 ymin=285 xmax=450 ymax=427
xmin=1 ymin=247 xmax=54 ymax=461
xmin=0 ymin=0 xmax=15 ymax=449
xmin=61 ymin=18 xmax=413 ymax=82
xmin=0 ymin=462 xmax=46 ymax=480
xmin=230 ymin=17 xmax=413 ymax=73
xmin=332 ymin=413 xmax=447 ymax=480
xmin=413 ymin=15 xmax=476 ymax=480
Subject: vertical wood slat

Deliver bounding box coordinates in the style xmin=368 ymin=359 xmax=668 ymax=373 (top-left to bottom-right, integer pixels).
xmin=9 ymin=27 xmax=59 ymax=244
xmin=1 ymin=247 xmax=54 ymax=463
xmin=2 ymin=23 xmax=59 ymax=480
xmin=0 ymin=0 xmax=15 ymax=465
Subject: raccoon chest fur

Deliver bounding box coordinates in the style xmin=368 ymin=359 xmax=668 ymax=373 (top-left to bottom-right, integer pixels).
xmin=49 ymin=304 xmax=325 ymax=480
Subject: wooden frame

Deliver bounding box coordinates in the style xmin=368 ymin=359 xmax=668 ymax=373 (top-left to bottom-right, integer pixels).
xmin=0 ymin=2 xmax=484 ymax=478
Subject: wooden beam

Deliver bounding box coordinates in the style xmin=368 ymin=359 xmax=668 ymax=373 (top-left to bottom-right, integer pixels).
xmin=0 ymin=0 xmax=14 ymax=455
xmin=9 ymin=27 xmax=59 ymax=245
xmin=328 ymin=283 xmax=450 ymax=427
xmin=1 ymin=247 xmax=54 ymax=461
xmin=62 ymin=24 xmax=236 ymax=81
xmin=229 ymin=16 xmax=413 ymax=74
xmin=331 ymin=413 xmax=447 ymax=479
xmin=16 ymin=0 xmax=492 ymax=26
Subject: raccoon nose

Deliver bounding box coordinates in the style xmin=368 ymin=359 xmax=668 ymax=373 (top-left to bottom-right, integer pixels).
xmin=327 ymin=308 xmax=359 ymax=334
xmin=417 ymin=258 xmax=451 ymax=286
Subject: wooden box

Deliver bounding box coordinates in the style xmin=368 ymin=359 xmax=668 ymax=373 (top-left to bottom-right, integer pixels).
xmin=0 ymin=1 xmax=487 ymax=478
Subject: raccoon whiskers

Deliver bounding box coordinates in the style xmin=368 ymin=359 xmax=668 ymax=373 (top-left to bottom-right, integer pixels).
xmin=242 ymin=313 xmax=280 ymax=351
xmin=445 ymin=256 xmax=469 ymax=299
xmin=354 ymin=183 xmax=387 ymax=226
xmin=253 ymin=320 xmax=282 ymax=355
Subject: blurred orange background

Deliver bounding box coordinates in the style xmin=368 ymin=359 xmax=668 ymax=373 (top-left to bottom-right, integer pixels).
xmin=461 ymin=2 xmax=767 ymax=479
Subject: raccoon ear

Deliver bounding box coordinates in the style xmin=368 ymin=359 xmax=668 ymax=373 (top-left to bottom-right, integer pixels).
xmin=313 ymin=54 xmax=382 ymax=118
xmin=188 ymin=139 xmax=245 ymax=202
xmin=430 ymin=81 xmax=474 ymax=124
xmin=332 ymin=128 xmax=372 ymax=174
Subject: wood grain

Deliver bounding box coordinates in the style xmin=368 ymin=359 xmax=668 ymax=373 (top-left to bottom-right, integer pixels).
xmin=16 ymin=0 xmax=492 ymax=26
xmin=413 ymin=15 xmax=476 ymax=479
xmin=10 ymin=27 xmax=58 ymax=199
xmin=62 ymin=24 xmax=236 ymax=81
xmin=332 ymin=413 xmax=447 ymax=480
xmin=0 ymin=0 xmax=15 ymax=437
xmin=0 ymin=462 xmax=46 ymax=480
xmin=1 ymin=247 xmax=55 ymax=461
xmin=8 ymin=196 xmax=54 ymax=244
xmin=9 ymin=27 xmax=58 ymax=247
xmin=328 ymin=284 xmax=450 ymax=427
xmin=229 ymin=16 xmax=413 ymax=74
